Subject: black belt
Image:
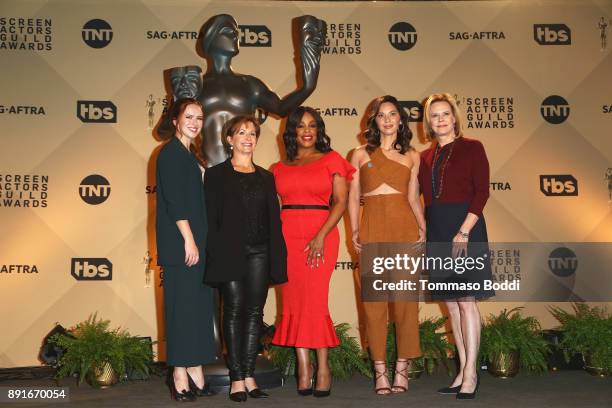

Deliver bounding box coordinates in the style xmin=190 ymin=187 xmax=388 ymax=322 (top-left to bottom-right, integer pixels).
xmin=282 ymin=205 xmax=329 ymax=210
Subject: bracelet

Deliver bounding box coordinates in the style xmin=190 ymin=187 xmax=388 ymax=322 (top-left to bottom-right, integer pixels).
xmin=457 ymin=230 xmax=469 ymax=239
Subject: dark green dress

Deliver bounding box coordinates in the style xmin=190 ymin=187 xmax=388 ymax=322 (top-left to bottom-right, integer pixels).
xmin=156 ymin=137 xmax=216 ymax=366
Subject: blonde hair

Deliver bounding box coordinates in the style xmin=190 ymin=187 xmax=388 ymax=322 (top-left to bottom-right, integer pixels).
xmin=423 ymin=93 xmax=463 ymax=140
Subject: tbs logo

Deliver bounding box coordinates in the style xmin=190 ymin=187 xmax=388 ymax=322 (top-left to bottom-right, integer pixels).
xmin=548 ymin=247 xmax=577 ymax=277
xmin=71 ymin=258 xmax=112 ymax=280
xmin=238 ymin=25 xmax=271 ymax=47
xmin=79 ymin=174 xmax=111 ymax=205
xmin=399 ymin=100 xmax=423 ymax=122
xmin=77 ymin=101 xmax=117 ymax=123
xmin=540 ymin=175 xmax=578 ymax=196
xmin=540 ymin=95 xmax=569 ymax=124
xmin=388 ymin=22 xmax=417 ymax=51
xmin=82 ymin=19 xmax=113 ymax=48
xmin=533 ymin=24 xmax=571 ymax=45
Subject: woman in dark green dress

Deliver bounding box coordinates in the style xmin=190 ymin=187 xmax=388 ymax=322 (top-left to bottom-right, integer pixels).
xmin=156 ymin=98 xmax=216 ymax=401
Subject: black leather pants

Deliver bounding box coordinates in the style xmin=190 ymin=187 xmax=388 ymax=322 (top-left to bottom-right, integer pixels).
xmin=220 ymin=244 xmax=270 ymax=381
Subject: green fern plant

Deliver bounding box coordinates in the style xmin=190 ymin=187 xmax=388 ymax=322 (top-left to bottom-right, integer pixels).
xmin=50 ymin=314 xmax=154 ymax=386
xmin=419 ymin=316 xmax=454 ymax=375
xmin=480 ymin=307 xmax=549 ymax=373
xmin=549 ymin=303 xmax=612 ymax=374
xmin=269 ymin=323 xmax=370 ymax=380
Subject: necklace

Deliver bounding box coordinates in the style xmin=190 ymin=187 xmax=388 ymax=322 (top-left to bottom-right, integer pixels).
xmin=431 ymin=140 xmax=456 ymax=199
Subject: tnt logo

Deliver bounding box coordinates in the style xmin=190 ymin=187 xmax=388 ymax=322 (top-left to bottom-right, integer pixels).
xmin=388 ymin=22 xmax=417 ymax=51
xmin=77 ymin=101 xmax=117 ymax=123
xmin=540 ymin=95 xmax=569 ymax=124
xmin=534 ymin=24 xmax=571 ymax=45
xmin=539 ymin=175 xmax=578 ymax=196
xmin=548 ymin=247 xmax=577 ymax=277
xmin=79 ymin=174 xmax=111 ymax=205
xmin=71 ymin=258 xmax=112 ymax=280
xmin=399 ymin=100 xmax=423 ymax=122
xmin=238 ymin=25 xmax=271 ymax=47
xmin=82 ymin=19 xmax=113 ymax=48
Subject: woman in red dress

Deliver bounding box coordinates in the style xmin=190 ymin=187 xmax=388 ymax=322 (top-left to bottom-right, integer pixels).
xmin=272 ymin=107 xmax=355 ymax=398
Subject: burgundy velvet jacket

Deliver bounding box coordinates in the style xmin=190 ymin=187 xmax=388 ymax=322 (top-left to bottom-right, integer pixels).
xmin=418 ymin=137 xmax=490 ymax=217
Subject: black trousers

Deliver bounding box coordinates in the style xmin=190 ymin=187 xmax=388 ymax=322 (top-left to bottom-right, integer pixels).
xmin=220 ymin=244 xmax=270 ymax=381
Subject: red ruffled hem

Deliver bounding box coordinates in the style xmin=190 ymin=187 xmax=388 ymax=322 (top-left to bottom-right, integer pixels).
xmin=272 ymin=313 xmax=340 ymax=348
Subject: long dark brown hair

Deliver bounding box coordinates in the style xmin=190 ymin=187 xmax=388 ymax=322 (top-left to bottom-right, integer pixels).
xmin=364 ymin=95 xmax=412 ymax=154
xmin=282 ymin=106 xmax=332 ymax=161
xmin=159 ymin=98 xmax=206 ymax=166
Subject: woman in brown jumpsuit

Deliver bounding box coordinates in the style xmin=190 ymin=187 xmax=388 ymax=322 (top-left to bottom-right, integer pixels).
xmin=349 ymin=95 xmax=426 ymax=395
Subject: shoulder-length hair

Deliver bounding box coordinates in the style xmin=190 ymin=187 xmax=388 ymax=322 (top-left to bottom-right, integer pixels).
xmin=159 ymin=97 xmax=206 ymax=167
xmin=221 ymin=115 xmax=261 ymax=157
xmin=282 ymin=106 xmax=332 ymax=162
xmin=423 ymin=93 xmax=464 ymax=140
xmin=364 ymin=95 xmax=412 ymax=154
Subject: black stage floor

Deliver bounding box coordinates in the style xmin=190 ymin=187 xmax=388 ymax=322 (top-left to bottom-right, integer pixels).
xmin=1 ymin=369 xmax=610 ymax=407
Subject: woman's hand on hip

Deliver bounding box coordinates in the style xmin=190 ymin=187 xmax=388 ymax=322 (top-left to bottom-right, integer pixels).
xmin=184 ymin=238 xmax=199 ymax=267
xmin=304 ymin=233 xmax=325 ymax=268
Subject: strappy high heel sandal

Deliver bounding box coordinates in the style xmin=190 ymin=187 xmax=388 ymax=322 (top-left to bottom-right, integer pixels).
xmin=373 ymin=362 xmax=391 ymax=395
xmin=391 ymin=359 xmax=409 ymax=393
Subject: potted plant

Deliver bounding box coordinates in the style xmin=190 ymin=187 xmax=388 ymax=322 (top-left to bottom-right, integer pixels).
xmin=418 ymin=316 xmax=454 ymax=377
xmin=480 ymin=307 xmax=549 ymax=378
xmin=549 ymin=303 xmax=612 ymax=376
xmin=383 ymin=317 xmax=454 ymax=380
xmin=50 ymin=314 xmax=154 ymax=387
xmin=269 ymin=322 xmax=371 ymax=380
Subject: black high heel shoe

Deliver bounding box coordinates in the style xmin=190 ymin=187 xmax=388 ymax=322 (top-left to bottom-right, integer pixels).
xmin=228 ymin=380 xmax=248 ymax=403
xmin=312 ymin=369 xmax=332 ymax=398
xmin=437 ymin=384 xmax=461 ymax=395
xmin=167 ymin=376 xmax=196 ymax=402
xmin=186 ymin=371 xmax=217 ymax=397
xmin=297 ymin=365 xmax=315 ymax=396
xmin=456 ymin=371 xmax=480 ymax=400
xmin=246 ymin=386 xmax=269 ymax=399
xmin=228 ymin=390 xmax=248 ymax=403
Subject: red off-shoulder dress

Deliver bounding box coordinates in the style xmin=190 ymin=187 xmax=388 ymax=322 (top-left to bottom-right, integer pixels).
xmin=271 ymin=151 xmax=356 ymax=348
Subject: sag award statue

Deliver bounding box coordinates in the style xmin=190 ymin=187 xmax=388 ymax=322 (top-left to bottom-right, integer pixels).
xmin=162 ymin=14 xmax=327 ymax=390
xmin=169 ymin=14 xmax=327 ymax=166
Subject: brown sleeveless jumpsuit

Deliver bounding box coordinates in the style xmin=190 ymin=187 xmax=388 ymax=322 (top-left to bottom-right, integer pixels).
xmin=359 ymin=148 xmax=421 ymax=361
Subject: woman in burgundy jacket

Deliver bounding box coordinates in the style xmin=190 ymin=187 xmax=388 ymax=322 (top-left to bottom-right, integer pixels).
xmin=418 ymin=93 xmax=494 ymax=400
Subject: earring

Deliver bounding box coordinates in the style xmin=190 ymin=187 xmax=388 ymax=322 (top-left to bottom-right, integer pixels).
xmin=230 ymin=145 xmax=233 ymax=150
xmin=399 ymin=123 xmax=405 ymax=131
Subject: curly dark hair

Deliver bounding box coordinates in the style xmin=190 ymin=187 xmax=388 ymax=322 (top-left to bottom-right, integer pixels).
xmin=364 ymin=95 xmax=412 ymax=154
xmin=282 ymin=106 xmax=332 ymax=161
xmin=220 ymin=115 xmax=261 ymax=157
xmin=159 ymin=97 xmax=206 ymax=167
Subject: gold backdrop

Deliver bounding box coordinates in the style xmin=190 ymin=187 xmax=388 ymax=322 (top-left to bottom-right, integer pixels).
xmin=1 ymin=0 xmax=611 ymax=367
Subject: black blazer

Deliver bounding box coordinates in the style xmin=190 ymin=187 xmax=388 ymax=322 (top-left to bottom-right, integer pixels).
xmin=155 ymin=137 xmax=207 ymax=267
xmin=204 ymin=159 xmax=287 ymax=285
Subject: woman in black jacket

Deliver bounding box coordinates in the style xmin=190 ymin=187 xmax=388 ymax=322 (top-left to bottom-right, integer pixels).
xmin=204 ymin=115 xmax=287 ymax=402
xmin=156 ymin=98 xmax=216 ymax=401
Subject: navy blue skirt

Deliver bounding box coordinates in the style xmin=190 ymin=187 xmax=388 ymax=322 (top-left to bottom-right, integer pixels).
xmin=425 ymin=202 xmax=494 ymax=300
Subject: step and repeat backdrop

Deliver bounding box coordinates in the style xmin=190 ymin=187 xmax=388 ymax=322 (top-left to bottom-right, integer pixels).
xmin=1 ymin=0 xmax=611 ymax=367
